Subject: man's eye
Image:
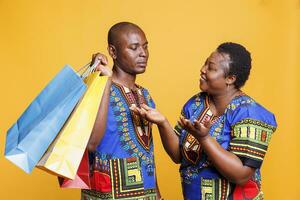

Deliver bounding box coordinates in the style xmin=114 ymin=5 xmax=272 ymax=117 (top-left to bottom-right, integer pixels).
xmin=130 ymin=46 xmax=138 ymax=50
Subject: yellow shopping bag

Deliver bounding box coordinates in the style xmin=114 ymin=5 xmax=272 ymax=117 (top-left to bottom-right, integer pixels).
xmin=37 ymin=72 xmax=107 ymax=179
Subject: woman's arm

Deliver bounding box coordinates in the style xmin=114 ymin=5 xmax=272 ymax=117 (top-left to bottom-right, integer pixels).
xmin=179 ymin=117 xmax=255 ymax=185
xmin=199 ymin=136 xmax=255 ymax=185
xmin=157 ymin=119 xmax=181 ymax=163
xmin=131 ymin=104 xmax=181 ymax=163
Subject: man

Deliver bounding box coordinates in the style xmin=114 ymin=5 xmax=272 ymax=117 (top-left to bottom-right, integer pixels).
xmin=82 ymin=22 xmax=160 ymax=200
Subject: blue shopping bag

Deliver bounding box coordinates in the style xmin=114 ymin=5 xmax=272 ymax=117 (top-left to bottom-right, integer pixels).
xmin=5 ymin=65 xmax=87 ymax=173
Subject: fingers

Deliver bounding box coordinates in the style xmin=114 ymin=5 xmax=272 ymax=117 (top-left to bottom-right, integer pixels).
xmin=98 ymin=55 xmax=108 ymax=65
xmin=203 ymin=119 xmax=213 ymax=129
xmin=129 ymin=104 xmax=147 ymax=118
xmin=179 ymin=116 xmax=196 ymax=132
xmin=194 ymin=120 xmax=209 ymax=134
xmin=185 ymin=119 xmax=196 ymax=131
xmin=91 ymin=53 xmax=112 ymax=76
xmin=193 ymin=119 xmax=202 ymax=129
xmin=129 ymin=105 xmax=139 ymax=114
xmin=92 ymin=53 xmax=108 ymax=66
xmin=141 ymin=104 xmax=151 ymax=111
xmin=179 ymin=116 xmax=186 ymax=127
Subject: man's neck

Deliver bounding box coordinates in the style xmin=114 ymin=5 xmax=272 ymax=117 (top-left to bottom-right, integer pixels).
xmin=112 ymin=67 xmax=137 ymax=90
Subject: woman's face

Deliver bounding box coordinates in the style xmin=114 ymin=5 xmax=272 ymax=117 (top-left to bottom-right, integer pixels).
xmin=199 ymin=51 xmax=231 ymax=95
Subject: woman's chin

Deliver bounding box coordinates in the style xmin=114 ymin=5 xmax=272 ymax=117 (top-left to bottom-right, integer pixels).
xmin=199 ymin=84 xmax=206 ymax=92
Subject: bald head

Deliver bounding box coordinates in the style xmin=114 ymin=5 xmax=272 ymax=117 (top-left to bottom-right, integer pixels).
xmin=108 ymin=22 xmax=145 ymax=46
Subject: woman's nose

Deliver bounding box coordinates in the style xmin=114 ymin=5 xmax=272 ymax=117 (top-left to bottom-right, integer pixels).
xmin=200 ymin=65 xmax=207 ymax=74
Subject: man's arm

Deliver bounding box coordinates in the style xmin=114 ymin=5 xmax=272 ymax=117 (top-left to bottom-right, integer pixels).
xmin=87 ymin=53 xmax=113 ymax=152
xmin=87 ymin=78 xmax=112 ymax=151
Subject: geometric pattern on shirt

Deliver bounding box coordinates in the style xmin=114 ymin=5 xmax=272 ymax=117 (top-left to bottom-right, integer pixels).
xmin=182 ymin=96 xmax=218 ymax=164
xmin=81 ymin=188 xmax=157 ymax=200
xmin=229 ymin=118 xmax=276 ymax=164
xmin=201 ymin=177 xmax=230 ymax=200
xmin=81 ymin=189 xmax=113 ymax=200
xmin=110 ymin=85 xmax=154 ymax=177
xmin=174 ymin=93 xmax=201 ymax=137
xmin=114 ymin=83 xmax=152 ymax=151
xmin=110 ymin=157 xmax=145 ymax=199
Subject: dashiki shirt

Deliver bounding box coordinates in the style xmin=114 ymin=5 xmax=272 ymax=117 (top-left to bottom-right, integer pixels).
xmin=82 ymin=82 xmax=157 ymax=200
xmin=174 ymin=92 xmax=277 ymax=200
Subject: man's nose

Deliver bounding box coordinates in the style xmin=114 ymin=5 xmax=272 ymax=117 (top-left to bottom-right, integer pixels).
xmin=139 ymin=47 xmax=147 ymax=57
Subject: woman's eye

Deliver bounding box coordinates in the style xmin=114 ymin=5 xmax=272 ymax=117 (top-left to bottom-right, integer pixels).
xmin=209 ymin=67 xmax=216 ymax=72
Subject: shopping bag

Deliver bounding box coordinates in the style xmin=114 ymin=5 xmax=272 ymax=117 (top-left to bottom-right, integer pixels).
xmin=37 ymin=71 xmax=108 ymax=179
xmin=58 ymin=149 xmax=91 ymax=189
xmin=5 ymin=65 xmax=87 ymax=173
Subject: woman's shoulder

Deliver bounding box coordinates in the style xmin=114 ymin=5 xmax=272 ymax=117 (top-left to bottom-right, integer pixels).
xmin=183 ymin=92 xmax=207 ymax=108
xmin=180 ymin=92 xmax=207 ymax=118
xmin=226 ymin=94 xmax=277 ymax=129
xmin=186 ymin=92 xmax=207 ymax=103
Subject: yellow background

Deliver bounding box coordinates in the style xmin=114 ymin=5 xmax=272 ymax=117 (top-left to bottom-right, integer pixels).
xmin=0 ymin=0 xmax=299 ymax=199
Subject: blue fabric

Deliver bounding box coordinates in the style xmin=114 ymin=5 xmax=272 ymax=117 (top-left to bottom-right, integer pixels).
xmin=95 ymin=83 xmax=156 ymax=190
xmin=177 ymin=92 xmax=277 ymax=200
xmin=5 ymin=65 xmax=86 ymax=173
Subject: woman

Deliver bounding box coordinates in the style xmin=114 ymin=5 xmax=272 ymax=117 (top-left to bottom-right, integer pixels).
xmin=131 ymin=42 xmax=277 ymax=199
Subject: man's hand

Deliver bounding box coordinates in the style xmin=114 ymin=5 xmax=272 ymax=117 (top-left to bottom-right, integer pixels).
xmin=91 ymin=53 xmax=112 ymax=77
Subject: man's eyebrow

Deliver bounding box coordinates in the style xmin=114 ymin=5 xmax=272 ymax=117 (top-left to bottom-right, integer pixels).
xmin=128 ymin=41 xmax=148 ymax=46
xmin=129 ymin=42 xmax=139 ymax=45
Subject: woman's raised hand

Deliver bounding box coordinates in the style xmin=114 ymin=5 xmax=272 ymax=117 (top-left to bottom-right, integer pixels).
xmin=178 ymin=117 xmax=213 ymax=140
xmin=130 ymin=104 xmax=166 ymax=125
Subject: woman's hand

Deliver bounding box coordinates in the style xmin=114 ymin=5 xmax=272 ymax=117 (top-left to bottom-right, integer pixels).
xmin=130 ymin=104 xmax=166 ymax=125
xmin=132 ymin=104 xmax=181 ymax=163
xmin=91 ymin=53 xmax=112 ymax=77
xmin=178 ymin=117 xmax=212 ymax=140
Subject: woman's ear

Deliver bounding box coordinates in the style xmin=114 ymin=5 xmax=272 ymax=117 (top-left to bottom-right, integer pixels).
xmin=226 ymin=74 xmax=236 ymax=86
xmin=108 ymin=44 xmax=117 ymax=59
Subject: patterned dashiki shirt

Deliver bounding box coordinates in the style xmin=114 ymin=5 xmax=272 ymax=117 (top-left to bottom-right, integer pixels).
xmin=174 ymin=92 xmax=277 ymax=200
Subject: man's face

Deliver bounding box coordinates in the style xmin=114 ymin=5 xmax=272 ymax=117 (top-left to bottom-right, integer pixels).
xmin=114 ymin=29 xmax=149 ymax=75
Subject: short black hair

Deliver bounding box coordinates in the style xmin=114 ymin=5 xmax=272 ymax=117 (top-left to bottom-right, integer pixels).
xmin=107 ymin=22 xmax=142 ymax=46
xmin=217 ymin=42 xmax=252 ymax=89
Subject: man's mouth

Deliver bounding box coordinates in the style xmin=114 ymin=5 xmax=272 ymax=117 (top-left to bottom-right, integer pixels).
xmin=137 ymin=62 xmax=147 ymax=67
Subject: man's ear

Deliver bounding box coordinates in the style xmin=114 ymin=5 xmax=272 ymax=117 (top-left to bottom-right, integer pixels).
xmin=226 ymin=74 xmax=236 ymax=85
xmin=108 ymin=44 xmax=117 ymax=59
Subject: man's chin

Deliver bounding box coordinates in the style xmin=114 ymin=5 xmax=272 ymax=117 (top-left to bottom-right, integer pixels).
xmin=136 ymin=68 xmax=146 ymax=74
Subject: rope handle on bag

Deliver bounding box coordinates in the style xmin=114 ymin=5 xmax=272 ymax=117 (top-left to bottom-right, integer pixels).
xmin=76 ymin=59 xmax=101 ymax=79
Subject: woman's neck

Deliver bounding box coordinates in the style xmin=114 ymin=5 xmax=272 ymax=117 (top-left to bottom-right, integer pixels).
xmin=209 ymin=88 xmax=241 ymax=116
